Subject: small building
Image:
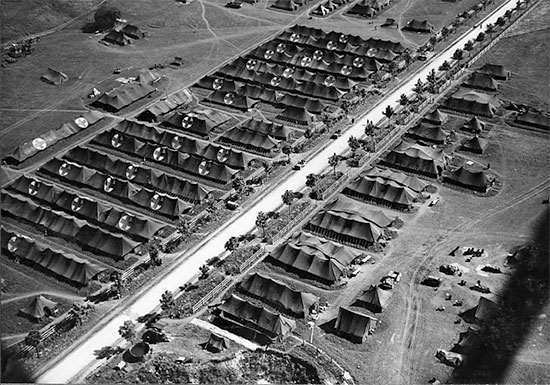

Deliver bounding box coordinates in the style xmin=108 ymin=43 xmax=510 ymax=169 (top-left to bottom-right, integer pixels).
xmin=121 ymin=24 xmax=144 ymax=39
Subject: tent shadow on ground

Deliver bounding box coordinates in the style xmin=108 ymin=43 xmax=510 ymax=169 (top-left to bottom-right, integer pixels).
xmin=94 ymin=346 xmax=124 ymax=360
xmin=1 ymin=343 xmax=33 ymax=383
xmin=450 ymin=209 xmax=549 ymax=383
xmin=318 ymin=318 xmax=338 ymax=335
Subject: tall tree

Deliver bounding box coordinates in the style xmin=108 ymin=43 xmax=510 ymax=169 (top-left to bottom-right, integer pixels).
xmin=453 ymin=48 xmax=464 ymax=60
xmin=399 ymin=94 xmax=409 ymax=106
xmin=118 ymin=320 xmax=136 ymax=344
xmin=281 ymin=190 xmax=295 ymax=218
xmin=25 ymin=330 xmax=42 ymax=358
xmin=281 ymin=145 xmax=292 ymax=162
xmin=160 ymin=290 xmax=176 ymax=316
xmin=348 ymin=136 xmax=360 ymax=153
xmin=464 ymin=40 xmax=474 ymax=51
xmin=427 ymin=69 xmax=437 ymax=85
xmin=224 ymin=236 xmax=240 ymax=252
xmin=439 ymin=60 xmax=451 ymax=71
xmin=383 ymin=105 xmax=394 ymax=122
xmin=255 ymin=211 xmax=268 ymax=238
xmin=413 ymin=78 xmax=424 ymax=96
xmin=232 ymin=175 xmax=245 ymax=194
xmin=328 ymin=153 xmax=340 ymax=176
xmin=476 ymin=32 xmax=485 ymax=42
xmin=93 ymin=6 xmax=121 ymax=31
xmin=305 ymin=173 xmax=318 ymax=188
xmin=364 ymin=120 xmax=376 ymax=136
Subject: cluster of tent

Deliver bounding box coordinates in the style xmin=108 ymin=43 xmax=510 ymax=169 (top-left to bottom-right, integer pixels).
xmin=402 ymin=19 xmax=435 ymax=33
xmin=362 ymin=166 xmax=429 ymax=192
xmin=442 ymin=90 xmax=500 ymax=118
xmin=8 ymin=176 xmax=165 ymax=241
xmin=215 ymin=294 xmax=296 ymax=342
xmin=346 ymin=0 xmax=387 ymax=18
xmin=271 ymin=0 xmax=311 ymax=12
xmin=6 ymin=111 xmax=104 ymax=164
xmin=305 ymin=196 xmax=395 ymax=250
xmin=91 ymin=130 xmax=239 ymax=185
xmin=241 ymin=118 xmax=292 ymax=140
xmin=334 ymin=307 xmax=379 ymax=343
xmin=311 ymin=0 xmax=352 ymax=17
xmin=39 ymin=158 xmax=191 ymax=219
xmin=237 ymin=273 xmax=319 ymax=318
xmin=443 ymin=166 xmax=491 ymax=192
xmin=381 ymin=140 xmax=450 ymax=178
xmin=161 ymin=110 xmax=226 ymax=138
xmin=267 ymin=231 xmax=364 ymax=285
xmin=93 ymin=82 xmax=156 ymax=112
xmin=1 ymin=228 xmax=105 ymax=287
xmin=452 ymin=296 xmax=499 ymax=354
xmin=102 ymin=24 xmax=144 ymax=46
xmin=138 ymin=90 xmax=192 ymax=122
xmin=2 ymin=194 xmax=140 ymax=260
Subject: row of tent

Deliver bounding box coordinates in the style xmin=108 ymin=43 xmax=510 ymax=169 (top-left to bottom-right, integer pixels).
xmin=217 ymin=57 xmax=360 ymax=91
xmin=217 ymin=125 xmax=279 ymax=155
xmin=1 ymin=194 xmax=140 ymax=260
xmin=514 ymin=110 xmax=550 ymax=131
xmin=442 ymin=90 xmax=500 ymax=118
xmin=107 ymin=119 xmax=254 ymax=169
xmin=311 ymin=0 xmax=352 ymax=17
xmin=1 ymin=228 xmax=105 ymax=286
xmin=64 ymin=147 xmax=212 ymax=202
xmin=6 ymin=111 xmax=104 ymax=164
xmin=137 ymin=89 xmax=193 ymax=122
xmin=381 ymin=140 xmax=451 ymax=178
xmin=267 ymin=231 xmax=364 ymax=285
xmin=7 ymin=176 xmax=165 ymax=241
xmin=271 ymin=0 xmax=312 ymax=11
xmin=91 ymin=131 xmax=238 ymax=185
xmin=102 ymin=24 xmax=144 ymax=46
xmin=39 ymin=158 xmax=191 ymax=220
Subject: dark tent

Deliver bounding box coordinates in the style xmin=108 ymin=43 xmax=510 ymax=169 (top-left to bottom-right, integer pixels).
xmin=41 ymin=68 xmax=68 ymax=85
xmin=477 ymin=63 xmax=507 ymax=80
xmin=121 ymin=24 xmax=144 ymax=39
xmin=204 ymin=333 xmax=229 ymax=352
xmin=311 ymin=1 xmax=338 ymax=16
xmin=276 ymin=106 xmax=313 ymax=126
xmin=19 ymin=295 xmax=58 ymax=321
xmin=362 ymin=166 xmax=428 ymax=192
xmin=381 ymin=141 xmax=450 ymax=178
xmin=204 ymin=90 xmax=258 ymax=111
xmin=238 ymin=272 xmax=319 ymax=318
xmin=218 ymin=126 xmax=279 ymax=155
xmin=272 ymin=0 xmax=299 ymax=10
xmin=138 ymin=90 xmax=191 ymax=122
xmin=305 ymin=210 xmax=382 ymax=249
xmin=444 ymin=166 xmax=491 ymax=192
xmin=462 ymin=116 xmax=486 ymax=133
xmin=200 ymin=144 xmax=251 ymax=170
xmin=422 ymin=108 xmax=448 ymax=126
xmin=460 ymin=296 xmax=498 ymax=324
xmin=196 ymin=76 xmax=237 ymax=93
xmin=162 ymin=112 xmax=213 ymax=138
xmin=242 ymin=118 xmax=292 ymax=140
xmin=93 ymin=83 xmax=155 ymax=112
xmin=461 ymin=135 xmax=488 ymax=154
xmin=347 ymin=3 xmax=377 ymax=17
xmin=335 ymin=307 xmax=379 ymax=343
xmin=217 ymin=294 xmax=296 ymax=341
xmin=403 ymin=19 xmax=435 ymax=33
xmin=276 ymin=94 xmax=327 ymax=114
xmin=343 ymin=175 xmax=417 ymax=211
xmin=408 ymin=122 xmax=448 ymax=144
xmin=290 ymin=231 xmax=364 ymax=264
xmin=452 ymin=327 xmax=480 ymax=354
xmin=355 ymin=284 xmax=392 ymax=312
xmin=515 ymin=111 xmax=550 ymax=131
xmin=463 ymin=72 xmax=499 ymax=91
xmin=323 ymin=195 xmax=395 ymax=228
xmin=7 ymin=176 xmax=61 ymax=202
xmin=442 ymin=90 xmax=499 ymax=118
xmin=75 ymin=225 xmax=140 ymax=260
xmin=102 ymin=30 xmax=131 ymax=46
xmin=150 ymin=172 xmax=211 ymax=203
xmin=168 ymin=154 xmax=238 ymax=185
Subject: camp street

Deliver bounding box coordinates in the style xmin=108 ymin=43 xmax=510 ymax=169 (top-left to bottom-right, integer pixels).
xmin=35 ymin=0 xmax=521 ymax=382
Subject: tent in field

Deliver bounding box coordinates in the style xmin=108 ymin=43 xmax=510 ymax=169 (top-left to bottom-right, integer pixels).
xmin=204 ymin=334 xmax=229 ymax=353
xmin=477 ymin=63 xmax=507 ymax=80
xmin=463 ymin=72 xmax=499 ymax=91
xmin=272 ymin=0 xmax=299 ymax=11
xmin=102 ymin=30 xmax=131 ymax=46
xmin=121 ymin=24 xmax=144 ymax=39
xmin=237 ymin=273 xmax=319 ymax=318
xmin=362 ymin=166 xmax=428 ymax=193
xmin=343 ymin=175 xmax=417 ymax=211
xmin=217 ymin=294 xmax=296 ymax=341
xmin=460 ymin=296 xmax=498 ymax=324
xmin=515 ymin=111 xmax=550 ymax=131
xmin=444 ymin=166 xmax=491 ymax=192
xmin=334 ymin=307 xmax=379 ymax=343
xmin=461 ymin=135 xmax=488 ymax=154
xmin=218 ymin=126 xmax=279 ymax=155
xmin=462 ymin=116 xmax=486 ymax=133
xmin=442 ymin=90 xmax=500 ymax=118
xmin=93 ymin=83 xmax=155 ymax=112
xmin=403 ymin=19 xmax=435 ymax=33
xmin=452 ymin=327 xmax=480 ymax=354
xmin=381 ymin=140 xmax=450 ymax=178
xmin=346 ymin=2 xmax=377 ymax=18
xmin=408 ymin=122 xmax=448 ymax=144
xmin=422 ymin=108 xmax=448 ymax=126
xmin=41 ymin=68 xmax=68 ymax=85
xmin=305 ymin=210 xmax=382 ymax=249
xmin=355 ymin=284 xmax=392 ymax=312
xmin=19 ymin=295 xmax=58 ymax=321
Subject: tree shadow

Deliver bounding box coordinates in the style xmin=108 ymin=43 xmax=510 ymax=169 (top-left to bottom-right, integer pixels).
xmin=450 ymin=209 xmax=549 ymax=383
xmin=93 ymin=345 xmax=124 ymax=360
xmin=0 ymin=343 xmax=33 ymax=383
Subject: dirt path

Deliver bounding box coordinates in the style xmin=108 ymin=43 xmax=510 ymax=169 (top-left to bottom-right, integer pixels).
xmin=1 ymin=291 xmax=84 ymax=305
xmin=394 ymin=0 xmax=420 ymax=48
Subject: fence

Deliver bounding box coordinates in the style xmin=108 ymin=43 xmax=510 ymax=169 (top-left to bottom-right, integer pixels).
xmin=238 ymin=246 xmax=267 ymax=273
xmin=191 ymin=276 xmax=233 ymax=314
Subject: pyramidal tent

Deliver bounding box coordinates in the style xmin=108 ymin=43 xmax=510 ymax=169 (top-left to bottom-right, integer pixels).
xmin=403 ymin=19 xmax=435 ymax=33
xmin=461 ymin=135 xmax=488 ymax=154
xmin=408 ymin=122 xmax=448 ymax=144
xmin=462 ymin=116 xmax=486 ymax=133
xmin=362 ymin=166 xmax=428 ymax=193
xmin=477 ymin=63 xmax=507 ymax=80
xmin=272 ymin=0 xmax=299 ymax=10
xmin=452 ymin=327 xmax=480 ymax=354
xmin=464 ymin=72 xmax=499 ymax=91
xmin=422 ymin=108 xmax=448 ymax=126
xmin=355 ymin=284 xmax=392 ymax=312
xmin=335 ymin=307 xmax=380 ymax=343
xmin=41 ymin=68 xmax=68 ymax=85
xmin=444 ymin=166 xmax=491 ymax=192
xmin=460 ymin=296 xmax=498 ymax=324
xmin=204 ymin=333 xmax=229 ymax=352
xmin=19 ymin=295 xmax=58 ymax=321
